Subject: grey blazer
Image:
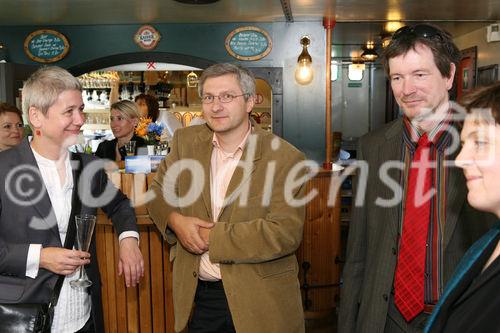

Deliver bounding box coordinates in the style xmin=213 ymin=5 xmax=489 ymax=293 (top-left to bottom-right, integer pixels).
xmin=0 ymin=139 xmax=138 ymax=331
xmin=338 ymin=119 xmax=496 ymax=333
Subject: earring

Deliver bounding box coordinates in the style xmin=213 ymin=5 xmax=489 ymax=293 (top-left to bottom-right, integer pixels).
xmin=35 ymin=129 xmax=41 ymax=136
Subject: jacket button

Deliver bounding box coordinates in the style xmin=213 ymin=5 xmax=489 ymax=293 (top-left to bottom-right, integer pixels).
xmin=192 ymin=272 xmax=197 ymax=278
xmin=383 ymin=294 xmax=388 ymax=301
xmin=392 ymin=247 xmax=397 ymax=255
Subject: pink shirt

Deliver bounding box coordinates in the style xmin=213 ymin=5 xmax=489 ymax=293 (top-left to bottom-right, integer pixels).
xmin=198 ymin=123 xmax=251 ymax=281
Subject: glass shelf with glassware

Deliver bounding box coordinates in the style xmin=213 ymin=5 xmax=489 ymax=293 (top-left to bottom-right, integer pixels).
xmin=82 ymin=108 xmax=110 ymax=131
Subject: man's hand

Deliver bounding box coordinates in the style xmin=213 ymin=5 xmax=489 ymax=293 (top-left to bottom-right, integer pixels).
xmin=199 ymin=227 xmax=211 ymax=246
xmin=169 ymin=212 xmax=214 ymax=254
xmin=40 ymin=247 xmax=90 ymax=275
xmin=118 ymin=237 xmax=144 ymax=288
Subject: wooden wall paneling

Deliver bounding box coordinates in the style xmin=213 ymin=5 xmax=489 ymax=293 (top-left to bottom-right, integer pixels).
xmin=134 ymin=173 xmax=148 ymax=215
xmin=139 ymin=227 xmax=153 ymax=333
xmin=121 ymin=173 xmax=134 ymax=203
xmin=114 ymin=233 xmax=128 ymax=332
xmin=297 ymin=178 xmax=313 ymax=309
xmin=163 ymin=240 xmax=175 ymax=333
xmin=126 ymin=280 xmax=139 ymax=332
xmin=96 ymin=224 xmax=110 ymax=333
xmin=330 ymin=175 xmax=341 ymax=308
xmin=317 ymin=175 xmax=330 ymax=311
xmin=150 ymin=228 xmax=166 ymax=333
xmin=108 ymin=171 xmax=122 ymax=189
xmin=146 ymin=173 xmax=156 ymax=185
xmin=298 ymin=172 xmax=340 ymax=318
xmin=104 ymin=225 xmax=118 ymax=332
xmin=146 ymin=173 xmax=156 ymax=218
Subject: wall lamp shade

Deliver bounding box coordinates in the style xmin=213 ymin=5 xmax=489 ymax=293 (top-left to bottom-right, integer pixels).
xmin=361 ymin=47 xmax=378 ymax=61
xmin=295 ymin=36 xmax=314 ymax=85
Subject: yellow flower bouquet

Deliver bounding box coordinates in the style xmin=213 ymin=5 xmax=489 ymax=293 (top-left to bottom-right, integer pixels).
xmin=135 ymin=117 xmax=164 ymax=145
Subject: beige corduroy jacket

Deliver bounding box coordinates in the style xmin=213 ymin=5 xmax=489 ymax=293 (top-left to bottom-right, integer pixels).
xmin=147 ymin=122 xmax=307 ymax=333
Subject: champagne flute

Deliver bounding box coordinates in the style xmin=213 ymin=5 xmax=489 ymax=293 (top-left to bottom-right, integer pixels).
xmin=70 ymin=214 xmax=96 ymax=289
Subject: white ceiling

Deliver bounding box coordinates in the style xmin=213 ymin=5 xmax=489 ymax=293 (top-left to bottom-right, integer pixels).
xmin=0 ymin=0 xmax=498 ymax=43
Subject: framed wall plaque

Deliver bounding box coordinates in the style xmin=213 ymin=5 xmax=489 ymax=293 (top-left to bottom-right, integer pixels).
xmin=225 ymin=26 xmax=272 ymax=61
xmin=134 ymin=25 xmax=161 ymax=50
xmin=24 ymin=29 xmax=70 ymax=63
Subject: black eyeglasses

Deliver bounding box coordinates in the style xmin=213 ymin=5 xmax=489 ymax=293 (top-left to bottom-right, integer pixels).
xmin=392 ymin=24 xmax=443 ymax=41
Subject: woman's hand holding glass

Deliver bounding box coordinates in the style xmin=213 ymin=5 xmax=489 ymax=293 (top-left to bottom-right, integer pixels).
xmin=39 ymin=247 xmax=90 ymax=276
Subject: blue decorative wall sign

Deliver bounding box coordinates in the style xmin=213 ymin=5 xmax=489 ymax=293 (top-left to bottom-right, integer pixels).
xmin=225 ymin=26 xmax=272 ymax=61
xmin=24 ymin=29 xmax=70 ymax=63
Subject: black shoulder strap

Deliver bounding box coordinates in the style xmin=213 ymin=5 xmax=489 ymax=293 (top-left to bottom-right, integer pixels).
xmin=49 ymin=153 xmax=83 ymax=308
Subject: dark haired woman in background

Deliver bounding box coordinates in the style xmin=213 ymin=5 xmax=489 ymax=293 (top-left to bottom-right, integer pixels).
xmin=0 ymin=102 xmax=24 ymax=151
xmin=135 ymin=93 xmax=182 ymax=142
xmin=135 ymin=93 xmax=159 ymax=121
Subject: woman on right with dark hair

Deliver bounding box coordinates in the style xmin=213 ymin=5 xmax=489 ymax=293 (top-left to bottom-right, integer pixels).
xmin=425 ymin=83 xmax=500 ymax=332
xmin=135 ymin=93 xmax=159 ymax=121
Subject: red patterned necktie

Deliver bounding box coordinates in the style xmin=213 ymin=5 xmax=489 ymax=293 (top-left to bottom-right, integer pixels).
xmin=394 ymin=133 xmax=433 ymax=322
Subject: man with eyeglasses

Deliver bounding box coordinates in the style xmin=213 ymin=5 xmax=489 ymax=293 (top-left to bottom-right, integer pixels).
xmin=339 ymin=24 xmax=495 ymax=332
xmin=148 ymin=63 xmax=306 ymax=333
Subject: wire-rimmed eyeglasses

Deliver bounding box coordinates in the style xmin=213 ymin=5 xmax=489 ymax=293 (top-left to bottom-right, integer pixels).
xmin=392 ymin=24 xmax=444 ymax=41
xmin=201 ymin=93 xmax=248 ymax=104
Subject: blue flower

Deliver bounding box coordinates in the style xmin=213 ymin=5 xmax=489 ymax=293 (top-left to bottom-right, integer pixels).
xmin=147 ymin=122 xmax=164 ymax=136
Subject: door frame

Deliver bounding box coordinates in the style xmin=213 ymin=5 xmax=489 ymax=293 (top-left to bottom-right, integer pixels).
xmin=68 ymin=53 xmax=283 ymax=137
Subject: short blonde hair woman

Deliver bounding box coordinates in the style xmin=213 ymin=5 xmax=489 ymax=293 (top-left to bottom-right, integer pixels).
xmin=0 ymin=66 xmax=143 ymax=332
xmin=95 ymin=100 xmax=145 ymax=161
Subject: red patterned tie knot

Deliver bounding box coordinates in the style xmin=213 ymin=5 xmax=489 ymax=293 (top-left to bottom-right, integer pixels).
xmin=417 ymin=133 xmax=431 ymax=149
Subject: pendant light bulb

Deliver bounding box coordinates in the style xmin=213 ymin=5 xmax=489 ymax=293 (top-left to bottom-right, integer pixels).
xmin=295 ymin=36 xmax=314 ymax=85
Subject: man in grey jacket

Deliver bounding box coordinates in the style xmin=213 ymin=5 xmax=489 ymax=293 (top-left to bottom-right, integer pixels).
xmin=338 ymin=24 xmax=496 ymax=332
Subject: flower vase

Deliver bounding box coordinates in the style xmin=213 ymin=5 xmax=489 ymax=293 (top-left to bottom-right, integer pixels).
xmin=147 ymin=145 xmax=155 ymax=155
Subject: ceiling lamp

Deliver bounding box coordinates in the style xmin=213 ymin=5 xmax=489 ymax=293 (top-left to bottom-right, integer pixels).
xmin=361 ymin=41 xmax=378 ymax=62
xmin=295 ymin=36 xmax=314 ymax=85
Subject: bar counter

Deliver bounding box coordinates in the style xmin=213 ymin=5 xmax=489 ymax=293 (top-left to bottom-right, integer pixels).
xmin=95 ymin=170 xmax=341 ymax=332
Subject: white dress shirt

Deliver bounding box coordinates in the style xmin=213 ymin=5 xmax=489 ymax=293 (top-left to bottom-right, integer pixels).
xmin=30 ymin=149 xmax=90 ymax=332
xmin=26 ymin=149 xmax=139 ymax=332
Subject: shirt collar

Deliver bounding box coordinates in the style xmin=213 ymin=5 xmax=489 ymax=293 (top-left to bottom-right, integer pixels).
xmin=31 ymin=146 xmax=70 ymax=168
xmin=403 ymin=109 xmax=453 ymax=147
xmin=212 ymin=121 xmax=252 ymax=157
